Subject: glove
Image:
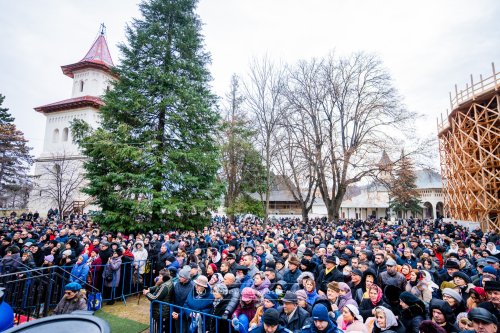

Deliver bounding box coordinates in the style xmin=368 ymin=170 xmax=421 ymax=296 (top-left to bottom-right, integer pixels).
xmin=232 ymin=318 xmax=240 ymax=330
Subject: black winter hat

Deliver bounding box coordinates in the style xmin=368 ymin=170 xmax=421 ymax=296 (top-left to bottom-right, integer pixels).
xmin=484 ymin=280 xmax=500 ymax=292
xmin=303 ymin=249 xmax=313 ymax=257
xmin=262 ymin=308 xmax=280 ymax=326
xmin=468 ymin=307 xmax=498 ymax=325
xmin=444 ymin=259 xmax=460 ymax=269
xmin=429 ymin=299 xmax=456 ymax=324
xmin=452 ymin=271 xmax=472 ymax=283
xmin=266 ymin=260 xmax=276 ymax=270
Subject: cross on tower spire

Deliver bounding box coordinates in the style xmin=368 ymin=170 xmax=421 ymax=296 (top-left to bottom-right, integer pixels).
xmin=99 ymin=23 xmax=106 ymax=36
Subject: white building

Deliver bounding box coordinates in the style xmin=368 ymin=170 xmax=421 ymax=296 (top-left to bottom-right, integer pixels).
xmin=261 ymin=152 xmax=444 ymax=220
xmin=29 ymin=29 xmax=116 ymax=215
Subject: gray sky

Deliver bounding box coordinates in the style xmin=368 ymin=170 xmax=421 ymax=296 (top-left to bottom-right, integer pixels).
xmin=1 ymin=0 xmax=500 ymax=167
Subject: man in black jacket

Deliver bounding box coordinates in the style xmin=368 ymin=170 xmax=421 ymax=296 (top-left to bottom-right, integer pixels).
xmin=222 ymin=273 xmax=240 ymax=320
xmin=172 ymin=267 xmax=194 ymax=333
xmin=316 ymin=255 xmax=343 ymax=295
xmin=373 ymin=253 xmax=387 ymax=278
xmin=277 ymin=291 xmax=311 ymax=333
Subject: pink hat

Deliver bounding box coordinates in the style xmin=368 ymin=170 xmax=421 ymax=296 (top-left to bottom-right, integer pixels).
xmin=295 ymin=289 xmax=307 ymax=301
xmin=241 ymin=287 xmax=255 ymax=302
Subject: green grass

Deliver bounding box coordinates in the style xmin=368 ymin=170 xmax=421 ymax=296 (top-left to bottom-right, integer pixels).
xmin=95 ymin=310 xmax=149 ymax=333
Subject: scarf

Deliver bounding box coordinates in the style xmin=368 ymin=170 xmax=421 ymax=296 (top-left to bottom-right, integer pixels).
xmin=371 ymin=285 xmax=383 ymax=306
xmin=375 ymin=306 xmax=398 ymax=330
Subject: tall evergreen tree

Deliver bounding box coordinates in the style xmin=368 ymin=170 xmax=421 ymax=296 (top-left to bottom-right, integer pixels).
xmin=72 ymin=0 xmax=222 ymax=231
xmin=389 ymin=151 xmax=422 ymax=218
xmin=0 ymin=94 xmax=33 ymax=207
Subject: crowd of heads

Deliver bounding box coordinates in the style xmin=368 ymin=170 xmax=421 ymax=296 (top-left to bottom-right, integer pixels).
xmin=1 ymin=211 xmax=500 ymax=333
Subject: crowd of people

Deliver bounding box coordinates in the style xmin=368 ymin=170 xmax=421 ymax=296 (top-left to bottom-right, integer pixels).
xmin=1 ymin=211 xmax=500 ymax=333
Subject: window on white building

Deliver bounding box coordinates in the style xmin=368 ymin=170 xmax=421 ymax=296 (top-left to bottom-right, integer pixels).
xmin=62 ymin=128 xmax=69 ymax=142
xmin=53 ymin=129 xmax=59 ymax=143
xmin=80 ymin=80 xmax=84 ymax=92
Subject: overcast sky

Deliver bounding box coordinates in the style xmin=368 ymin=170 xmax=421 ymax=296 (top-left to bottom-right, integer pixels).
xmin=1 ymin=0 xmax=500 ymax=169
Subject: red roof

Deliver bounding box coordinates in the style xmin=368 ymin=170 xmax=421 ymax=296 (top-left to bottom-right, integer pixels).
xmin=61 ymin=34 xmax=115 ymax=78
xmin=35 ymin=96 xmax=104 ymax=114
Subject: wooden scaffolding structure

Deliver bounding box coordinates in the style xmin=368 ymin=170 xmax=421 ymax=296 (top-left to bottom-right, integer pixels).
xmin=438 ymin=63 xmax=500 ymax=231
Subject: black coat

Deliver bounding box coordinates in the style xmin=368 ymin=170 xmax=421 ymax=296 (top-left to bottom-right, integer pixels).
xmin=278 ymin=306 xmax=311 ymax=333
xmin=207 ymin=298 xmax=231 ymax=333
xmin=317 ymin=267 xmax=344 ymax=293
xmin=359 ymin=298 xmax=391 ymax=321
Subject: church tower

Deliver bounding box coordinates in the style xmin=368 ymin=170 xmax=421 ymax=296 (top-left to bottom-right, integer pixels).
xmin=29 ymin=26 xmax=116 ymax=216
xmin=377 ymin=150 xmax=393 ymax=185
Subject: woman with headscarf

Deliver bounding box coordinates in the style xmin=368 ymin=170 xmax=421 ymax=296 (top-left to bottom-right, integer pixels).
xmin=70 ymin=254 xmax=90 ymax=284
xmin=466 ymin=287 xmax=488 ymax=311
xmin=337 ymin=282 xmax=358 ymax=311
xmin=400 ymin=264 xmax=413 ymax=283
xmin=132 ymin=240 xmax=148 ymax=275
xmin=446 ymin=243 xmax=459 ymax=257
xmin=337 ymin=303 xmax=366 ymax=333
xmin=399 ymin=291 xmax=426 ymax=333
xmin=428 ymin=299 xmax=459 ymax=333
xmin=359 ymin=285 xmax=390 ymax=321
xmin=486 ymin=242 xmax=500 ymax=256
xmin=452 ymin=272 xmax=475 ymax=303
xmin=360 ymin=269 xmax=377 ymax=300
xmin=372 ymin=306 xmax=406 ymax=333
xmin=441 ymin=288 xmax=467 ymax=317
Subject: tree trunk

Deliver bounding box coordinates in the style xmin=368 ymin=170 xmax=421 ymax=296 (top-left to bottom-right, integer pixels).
xmin=301 ymin=205 xmax=309 ymax=223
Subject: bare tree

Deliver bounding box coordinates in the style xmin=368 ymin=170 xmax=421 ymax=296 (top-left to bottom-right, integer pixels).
xmin=285 ymin=53 xmax=420 ymax=221
xmin=273 ymin=109 xmax=319 ymax=222
xmin=219 ymin=74 xmax=267 ymax=221
xmin=37 ymin=154 xmax=86 ymax=218
xmin=243 ymin=56 xmax=287 ymax=222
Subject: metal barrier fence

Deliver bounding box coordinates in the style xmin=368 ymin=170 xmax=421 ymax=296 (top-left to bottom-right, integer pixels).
xmin=64 ymin=259 xmax=154 ymax=303
xmin=150 ymin=300 xmax=234 ymax=333
xmin=0 ymin=258 xmax=153 ymax=325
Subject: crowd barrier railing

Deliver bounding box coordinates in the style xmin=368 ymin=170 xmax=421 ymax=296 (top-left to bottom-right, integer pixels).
xmin=150 ymin=300 xmax=233 ymax=333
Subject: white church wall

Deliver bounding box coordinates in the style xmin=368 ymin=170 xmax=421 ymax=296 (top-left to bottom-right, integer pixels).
xmin=40 ymin=107 xmax=101 ymax=158
xmin=71 ymin=69 xmax=114 ymax=98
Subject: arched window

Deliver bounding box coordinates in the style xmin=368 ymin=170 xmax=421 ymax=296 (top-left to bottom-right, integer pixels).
xmin=62 ymin=128 xmax=69 ymax=142
xmin=53 ymin=129 xmax=59 ymax=143
xmin=80 ymin=80 xmax=84 ymax=92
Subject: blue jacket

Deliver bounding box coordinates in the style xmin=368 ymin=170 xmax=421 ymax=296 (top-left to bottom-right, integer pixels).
xmin=239 ymin=274 xmax=253 ymax=291
xmin=70 ymin=254 xmax=90 ymax=283
xmin=174 ymin=280 xmax=193 ymax=306
xmin=183 ymin=286 xmax=214 ymax=315
xmin=301 ymin=320 xmax=342 ymax=333
xmin=283 ymin=268 xmax=302 ymax=291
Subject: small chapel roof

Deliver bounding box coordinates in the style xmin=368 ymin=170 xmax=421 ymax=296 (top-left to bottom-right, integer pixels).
xmin=61 ymin=30 xmax=115 ymax=78
xmin=35 ymin=96 xmax=104 ymax=114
